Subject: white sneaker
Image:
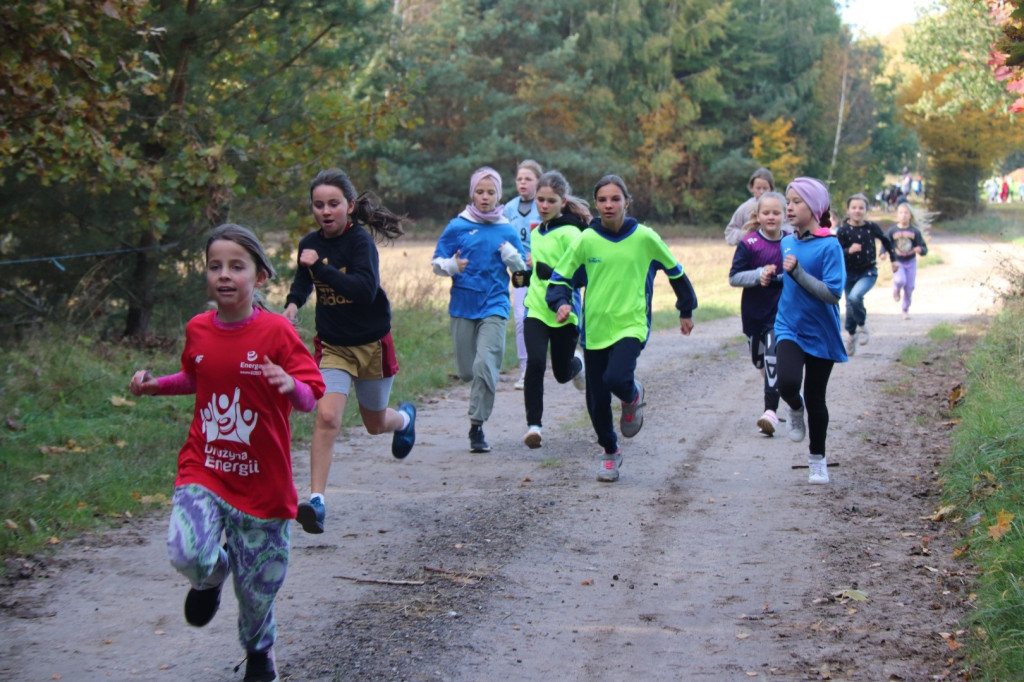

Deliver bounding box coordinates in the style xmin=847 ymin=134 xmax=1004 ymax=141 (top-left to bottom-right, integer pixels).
xmin=808 ymin=454 xmax=829 ymax=484
xmin=571 ymin=349 xmax=586 ymax=392
xmin=514 ymin=368 xmax=526 ymax=390
xmin=787 ymin=406 xmax=806 ymax=442
xmin=857 ymin=326 xmax=869 ymax=345
xmin=523 ymin=425 xmax=542 ymax=449
xmin=844 ymin=332 xmax=857 ymax=356
xmin=756 ymin=409 xmax=778 ymax=436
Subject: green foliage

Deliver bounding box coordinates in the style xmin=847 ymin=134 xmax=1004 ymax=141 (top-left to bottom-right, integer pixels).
xmin=904 ymin=0 xmax=1011 ymax=117
xmin=2 ymin=0 xmax=412 ymax=339
xmin=942 ymin=295 xmax=1024 ymax=678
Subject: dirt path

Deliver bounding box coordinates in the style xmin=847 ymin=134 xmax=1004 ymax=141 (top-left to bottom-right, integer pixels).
xmin=1 ymin=232 xmax=1018 ymax=681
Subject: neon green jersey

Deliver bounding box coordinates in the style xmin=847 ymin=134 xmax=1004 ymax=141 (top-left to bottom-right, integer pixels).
xmin=524 ymin=218 xmax=584 ymax=327
xmin=550 ymin=220 xmax=684 ymax=350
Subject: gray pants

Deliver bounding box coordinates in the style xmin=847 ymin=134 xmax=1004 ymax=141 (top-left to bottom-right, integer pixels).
xmin=450 ymin=315 xmax=507 ymax=424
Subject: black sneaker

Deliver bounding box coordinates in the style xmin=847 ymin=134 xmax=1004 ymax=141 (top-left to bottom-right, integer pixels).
xmin=469 ymin=424 xmax=491 ymax=452
xmin=238 ymin=648 xmax=277 ymax=682
xmin=295 ymin=497 xmax=325 ymax=534
xmin=391 ymin=402 xmax=417 ymax=459
xmin=184 ymin=580 xmax=223 ymax=627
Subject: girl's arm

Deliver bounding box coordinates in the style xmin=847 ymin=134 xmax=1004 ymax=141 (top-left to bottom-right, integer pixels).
xmin=308 ymin=237 xmax=381 ymax=305
xmin=728 ymin=243 xmax=763 ymax=288
xmin=914 ymin=229 xmax=928 ymax=256
xmin=669 ymin=273 xmax=698 ymax=318
xmin=128 ymin=370 xmax=196 ymax=397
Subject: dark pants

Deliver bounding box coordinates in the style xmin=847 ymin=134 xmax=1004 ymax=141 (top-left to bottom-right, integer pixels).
xmin=776 ymin=339 xmax=835 ymax=456
xmin=748 ymin=327 xmax=780 ymax=412
xmin=523 ymin=317 xmax=582 ymax=427
xmin=584 ymin=337 xmax=642 ymax=454
xmin=844 ymin=268 xmax=877 ymax=335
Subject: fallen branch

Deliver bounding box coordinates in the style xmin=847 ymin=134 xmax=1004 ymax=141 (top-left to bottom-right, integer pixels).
xmin=334 ymin=575 xmax=424 ymax=586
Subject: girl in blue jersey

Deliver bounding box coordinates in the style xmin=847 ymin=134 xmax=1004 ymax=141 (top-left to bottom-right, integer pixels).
xmin=433 ymin=167 xmax=527 ymax=453
xmin=503 ymin=160 xmax=544 ymax=390
xmin=515 ymin=170 xmax=588 ymax=449
xmin=729 ymin=191 xmax=786 ymax=436
xmin=763 ymin=177 xmax=847 ymax=484
xmin=546 ymin=175 xmax=697 ymax=483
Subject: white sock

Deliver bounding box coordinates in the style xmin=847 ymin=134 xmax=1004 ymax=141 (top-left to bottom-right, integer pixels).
xmin=398 ymin=411 xmax=411 ymax=431
xmin=309 ymin=493 xmax=324 ymax=504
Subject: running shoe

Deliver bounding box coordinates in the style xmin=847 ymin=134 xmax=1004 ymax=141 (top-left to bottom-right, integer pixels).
xmin=184 ymin=580 xmax=223 ymax=627
xmin=787 ymin=406 xmax=806 ymax=443
xmin=469 ymin=424 xmax=491 ymax=453
xmin=296 ymin=497 xmax=326 ymax=534
xmin=857 ymin=326 xmax=869 ymax=345
xmin=808 ymin=454 xmax=829 ymax=484
xmin=620 ymin=380 xmax=645 ymax=438
xmin=844 ymin=332 xmax=857 ymax=356
xmin=756 ymin=409 xmax=778 ymax=436
xmin=523 ymin=425 xmax=542 ymax=449
xmin=391 ymin=402 xmax=416 ymax=459
xmin=596 ymin=448 xmax=623 ymax=482
xmin=242 ymin=648 xmax=278 ymax=682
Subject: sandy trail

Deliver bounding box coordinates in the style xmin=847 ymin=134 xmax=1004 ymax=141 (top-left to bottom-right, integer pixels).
xmin=0 ymin=231 xmax=1015 ymax=681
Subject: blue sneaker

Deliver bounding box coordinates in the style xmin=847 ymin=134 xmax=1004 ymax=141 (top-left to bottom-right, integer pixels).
xmin=296 ymin=497 xmax=325 ymax=534
xmin=392 ymin=402 xmax=416 ymax=459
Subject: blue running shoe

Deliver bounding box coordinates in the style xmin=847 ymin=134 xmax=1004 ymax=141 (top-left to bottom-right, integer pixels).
xmin=296 ymin=497 xmax=325 ymax=534
xmin=392 ymin=402 xmax=416 ymax=459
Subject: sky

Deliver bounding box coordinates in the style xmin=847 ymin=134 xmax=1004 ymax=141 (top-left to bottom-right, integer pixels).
xmin=838 ymin=0 xmax=933 ymax=37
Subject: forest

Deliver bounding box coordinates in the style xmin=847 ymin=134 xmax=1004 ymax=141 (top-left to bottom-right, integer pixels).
xmin=1 ymin=0 xmax=1023 ymax=338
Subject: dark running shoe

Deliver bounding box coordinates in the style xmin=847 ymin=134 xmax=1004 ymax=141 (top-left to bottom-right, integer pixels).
xmin=469 ymin=424 xmax=491 ymax=453
xmin=184 ymin=580 xmax=223 ymax=627
xmin=296 ymin=497 xmax=325 ymax=534
xmin=238 ymin=648 xmax=277 ymax=682
xmin=392 ymin=402 xmax=417 ymax=459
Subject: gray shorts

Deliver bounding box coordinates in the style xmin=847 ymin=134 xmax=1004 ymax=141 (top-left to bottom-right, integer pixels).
xmin=322 ymin=368 xmax=394 ymax=411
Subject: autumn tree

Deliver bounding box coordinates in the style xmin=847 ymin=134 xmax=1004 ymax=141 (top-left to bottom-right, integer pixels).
xmin=901 ymin=0 xmax=1022 ymax=217
xmin=2 ymin=0 xmax=409 ymax=337
xmin=750 ymin=116 xmax=803 ymax=182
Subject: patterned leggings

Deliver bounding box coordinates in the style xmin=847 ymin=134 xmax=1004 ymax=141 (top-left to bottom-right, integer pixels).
xmin=167 ymin=484 xmax=290 ymax=653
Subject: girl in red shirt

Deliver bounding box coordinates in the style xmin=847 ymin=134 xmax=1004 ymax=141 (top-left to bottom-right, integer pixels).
xmin=129 ymin=223 xmax=324 ymax=682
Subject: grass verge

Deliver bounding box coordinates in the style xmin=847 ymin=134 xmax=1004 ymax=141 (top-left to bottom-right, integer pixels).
xmin=941 ymin=295 xmax=1024 ymax=679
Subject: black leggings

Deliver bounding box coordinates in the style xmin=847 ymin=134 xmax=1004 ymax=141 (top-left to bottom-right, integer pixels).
xmin=776 ymin=339 xmax=835 ymax=456
xmin=523 ymin=317 xmax=582 ymax=427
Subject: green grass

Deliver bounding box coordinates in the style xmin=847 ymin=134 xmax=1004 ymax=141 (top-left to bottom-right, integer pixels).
xmin=941 ymin=295 xmax=1024 ymax=679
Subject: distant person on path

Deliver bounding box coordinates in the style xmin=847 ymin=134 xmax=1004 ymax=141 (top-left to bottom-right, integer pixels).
xmin=433 ymin=166 xmax=526 ymax=453
xmin=1001 ymin=177 xmax=1011 ymax=203
xmin=503 ymin=160 xmax=544 ymax=390
xmin=128 ymin=224 xmax=326 ymax=682
xmin=516 ymin=170 xmax=589 ymax=449
xmin=547 ymin=174 xmax=697 ymax=483
xmin=888 ymin=200 xmax=929 ymax=320
xmin=284 ymin=168 xmax=417 ymax=535
xmin=764 ymin=177 xmax=847 ymax=484
xmin=729 ymin=191 xmax=786 ymax=436
xmin=836 ymin=193 xmax=894 ymax=355
xmin=724 ymin=167 xmax=775 ymax=246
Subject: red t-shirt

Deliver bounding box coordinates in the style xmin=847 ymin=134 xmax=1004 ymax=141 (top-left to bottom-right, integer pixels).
xmin=174 ymin=310 xmax=325 ymax=519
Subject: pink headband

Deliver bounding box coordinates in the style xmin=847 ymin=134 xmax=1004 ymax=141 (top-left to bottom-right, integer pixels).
xmin=787 ymin=177 xmax=832 ymax=228
xmin=470 ymin=167 xmax=503 ymax=200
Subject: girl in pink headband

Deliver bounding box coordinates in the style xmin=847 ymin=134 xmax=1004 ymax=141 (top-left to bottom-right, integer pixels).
xmin=761 ymin=177 xmax=847 ymax=484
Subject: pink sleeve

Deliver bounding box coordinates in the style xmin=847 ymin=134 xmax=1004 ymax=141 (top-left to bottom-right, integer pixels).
xmin=155 ymin=371 xmax=197 ymax=395
xmin=288 ymin=379 xmax=317 ymax=412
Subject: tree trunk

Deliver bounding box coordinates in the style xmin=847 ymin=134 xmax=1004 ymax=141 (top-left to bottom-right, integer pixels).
xmin=122 ymin=231 xmax=160 ymax=338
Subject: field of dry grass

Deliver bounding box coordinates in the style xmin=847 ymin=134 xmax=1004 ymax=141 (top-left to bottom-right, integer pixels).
xmin=376 ymin=236 xmax=739 ymax=318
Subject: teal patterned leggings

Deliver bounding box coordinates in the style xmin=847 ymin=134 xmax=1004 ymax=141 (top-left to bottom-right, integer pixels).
xmin=167 ymin=484 xmax=290 ymax=653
